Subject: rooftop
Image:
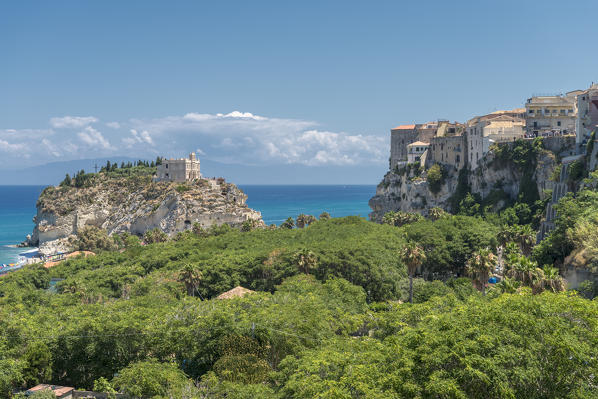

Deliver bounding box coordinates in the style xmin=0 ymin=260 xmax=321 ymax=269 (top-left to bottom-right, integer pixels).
xmin=26 ymin=384 xmax=74 ymax=398
xmin=407 ymin=141 xmax=429 ymax=147
xmin=216 ymin=286 xmax=255 ymax=300
xmin=392 ymin=124 xmax=416 ymax=130
xmin=526 ymin=96 xmax=575 ymax=105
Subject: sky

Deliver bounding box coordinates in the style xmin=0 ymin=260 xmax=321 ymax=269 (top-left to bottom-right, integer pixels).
xmin=1 ymin=0 xmax=598 ymax=183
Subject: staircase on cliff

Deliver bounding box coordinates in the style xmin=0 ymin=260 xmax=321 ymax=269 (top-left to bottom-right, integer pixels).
xmin=537 ymin=155 xmax=583 ymax=243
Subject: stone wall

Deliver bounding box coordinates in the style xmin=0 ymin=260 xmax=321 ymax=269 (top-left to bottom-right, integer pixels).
xmin=390 ymin=127 xmax=418 ymax=169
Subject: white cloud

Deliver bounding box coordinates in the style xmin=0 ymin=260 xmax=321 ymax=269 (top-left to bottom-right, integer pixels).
xmin=0 ymin=139 xmax=26 ymax=152
xmin=106 ymin=122 xmax=121 ymax=129
xmin=0 ymin=111 xmax=388 ymax=169
xmin=50 ymin=116 xmax=98 ymax=129
xmin=129 ymin=111 xmax=386 ymax=166
xmin=41 ymin=138 xmax=61 ymax=157
xmin=123 ymin=129 xmax=154 ymax=147
xmin=77 ymin=126 xmax=113 ymax=150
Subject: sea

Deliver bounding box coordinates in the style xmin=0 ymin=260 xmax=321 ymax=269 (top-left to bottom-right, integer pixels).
xmin=0 ymin=185 xmax=376 ymax=264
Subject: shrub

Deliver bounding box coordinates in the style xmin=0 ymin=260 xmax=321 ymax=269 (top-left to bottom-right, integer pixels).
xmin=426 ymin=164 xmax=445 ymax=194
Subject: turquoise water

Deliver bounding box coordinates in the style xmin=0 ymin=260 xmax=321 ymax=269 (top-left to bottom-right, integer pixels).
xmin=240 ymin=185 xmax=375 ymax=225
xmin=0 ymin=185 xmax=45 ymax=264
xmin=0 ymin=185 xmax=376 ymax=264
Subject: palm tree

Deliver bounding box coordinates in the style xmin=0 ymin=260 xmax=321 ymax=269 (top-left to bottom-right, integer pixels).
xmin=296 ymin=214 xmax=308 ymax=228
xmin=382 ymin=211 xmax=398 ymax=226
xmin=515 ymin=225 xmax=536 ymax=256
xmin=534 ymin=266 xmax=566 ymax=293
xmin=305 ymin=215 xmax=317 ymax=226
xmin=494 ymin=277 xmax=521 ymax=294
xmin=466 ymin=248 xmax=496 ymax=296
xmin=428 ymin=207 xmax=446 ymax=221
xmin=506 ymin=255 xmax=539 ymax=286
xmin=401 ymin=243 xmax=426 ymax=303
xmin=319 ymin=212 xmax=331 ymax=220
xmin=280 ymin=217 xmax=295 ymax=229
xmin=178 ymin=263 xmax=203 ymax=297
xmin=498 ymin=225 xmax=535 ymax=256
xmin=294 ymin=249 xmax=318 ymax=274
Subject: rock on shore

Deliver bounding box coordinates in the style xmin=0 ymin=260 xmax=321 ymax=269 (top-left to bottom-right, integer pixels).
xmin=26 ymin=174 xmax=263 ymax=255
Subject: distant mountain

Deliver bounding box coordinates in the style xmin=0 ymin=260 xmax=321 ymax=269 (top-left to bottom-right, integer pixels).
xmin=0 ymin=158 xmax=385 ymax=185
xmin=0 ymin=157 xmax=144 ymax=186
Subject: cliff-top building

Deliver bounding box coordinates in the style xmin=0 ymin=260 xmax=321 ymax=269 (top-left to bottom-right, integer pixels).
xmin=155 ymin=153 xmax=201 ymax=182
xmin=389 ymin=121 xmax=464 ymax=169
xmin=525 ymin=93 xmax=577 ymax=135
xmin=576 ymin=83 xmax=598 ymax=144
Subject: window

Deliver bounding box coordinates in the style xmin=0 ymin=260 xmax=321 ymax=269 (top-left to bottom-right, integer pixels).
xmin=529 ymin=109 xmax=534 ymax=114
xmin=557 ymin=121 xmax=561 ymax=127
xmin=456 ymin=155 xmax=460 ymax=163
xmin=165 ymin=164 xmax=169 ymax=169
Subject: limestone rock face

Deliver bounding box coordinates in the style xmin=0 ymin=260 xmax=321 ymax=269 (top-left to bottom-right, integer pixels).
xmin=28 ymin=176 xmax=263 ymax=255
xmin=369 ymin=146 xmax=557 ymax=222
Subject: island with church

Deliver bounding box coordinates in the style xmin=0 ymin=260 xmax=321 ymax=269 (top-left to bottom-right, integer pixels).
xmin=22 ymin=152 xmax=264 ymax=256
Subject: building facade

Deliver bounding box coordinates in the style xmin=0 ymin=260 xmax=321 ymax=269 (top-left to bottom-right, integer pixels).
xmin=426 ymin=135 xmax=466 ymax=171
xmin=407 ymin=141 xmax=429 ymax=164
xmin=155 ymin=153 xmax=201 ymax=182
xmin=389 ymin=125 xmax=418 ymax=169
xmin=576 ymin=84 xmax=598 ymax=144
xmin=525 ymin=94 xmax=577 ymax=135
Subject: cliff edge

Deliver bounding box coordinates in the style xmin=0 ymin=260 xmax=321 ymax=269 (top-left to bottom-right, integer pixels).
xmin=369 ymin=138 xmax=573 ymax=222
xmin=25 ymin=169 xmax=263 ymax=255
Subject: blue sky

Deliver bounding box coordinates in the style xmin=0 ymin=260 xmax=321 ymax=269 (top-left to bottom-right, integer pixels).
xmin=1 ymin=0 xmax=597 ymax=183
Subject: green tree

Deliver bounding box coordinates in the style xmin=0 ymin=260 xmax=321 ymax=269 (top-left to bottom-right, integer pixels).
xmin=401 ymin=243 xmax=426 ymax=303
xmin=143 ymin=228 xmax=168 ymax=244
xmin=304 ymin=215 xmax=317 ymax=226
xmin=293 ymin=249 xmax=318 ymax=274
xmin=428 ymin=207 xmax=446 ymax=221
xmin=178 ymin=263 xmax=203 ymax=297
xmin=296 ymin=214 xmax=308 ymax=228
xmin=59 ymin=173 xmax=72 ymax=187
xmin=112 ymin=360 xmax=194 ymax=398
xmin=427 ymin=163 xmax=445 ymax=194
xmin=506 ymin=254 xmax=541 ymax=287
xmin=280 ymin=217 xmax=295 ymax=229
xmin=465 ymin=248 xmax=496 ymax=296
xmin=23 ymin=342 xmax=52 ymax=388
xmin=534 ymin=266 xmax=566 ymax=294
xmin=0 ymin=358 xmax=25 ymax=399
xmin=319 ymin=212 xmax=331 ymax=220
xmin=72 ymin=226 xmax=116 ymax=252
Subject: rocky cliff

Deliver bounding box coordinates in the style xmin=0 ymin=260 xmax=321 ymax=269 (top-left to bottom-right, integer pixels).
xmin=369 ymin=138 xmax=570 ymax=222
xmin=26 ymin=173 xmax=263 ymax=255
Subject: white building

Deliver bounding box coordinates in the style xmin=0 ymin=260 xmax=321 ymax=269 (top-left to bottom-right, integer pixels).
xmin=155 ymin=153 xmax=201 ymax=182
xmin=407 ymin=141 xmax=429 ymax=164
xmin=525 ymin=94 xmax=577 ymax=135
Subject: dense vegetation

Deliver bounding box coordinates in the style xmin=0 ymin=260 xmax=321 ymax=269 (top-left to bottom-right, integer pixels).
xmin=1 ymin=212 xmax=597 ymax=398
xmin=3 ymin=138 xmax=598 ymax=398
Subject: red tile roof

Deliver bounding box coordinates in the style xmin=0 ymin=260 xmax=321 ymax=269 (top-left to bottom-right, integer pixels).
xmin=27 ymin=384 xmax=74 ymax=398
xmin=392 ymin=124 xmax=416 ymax=130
